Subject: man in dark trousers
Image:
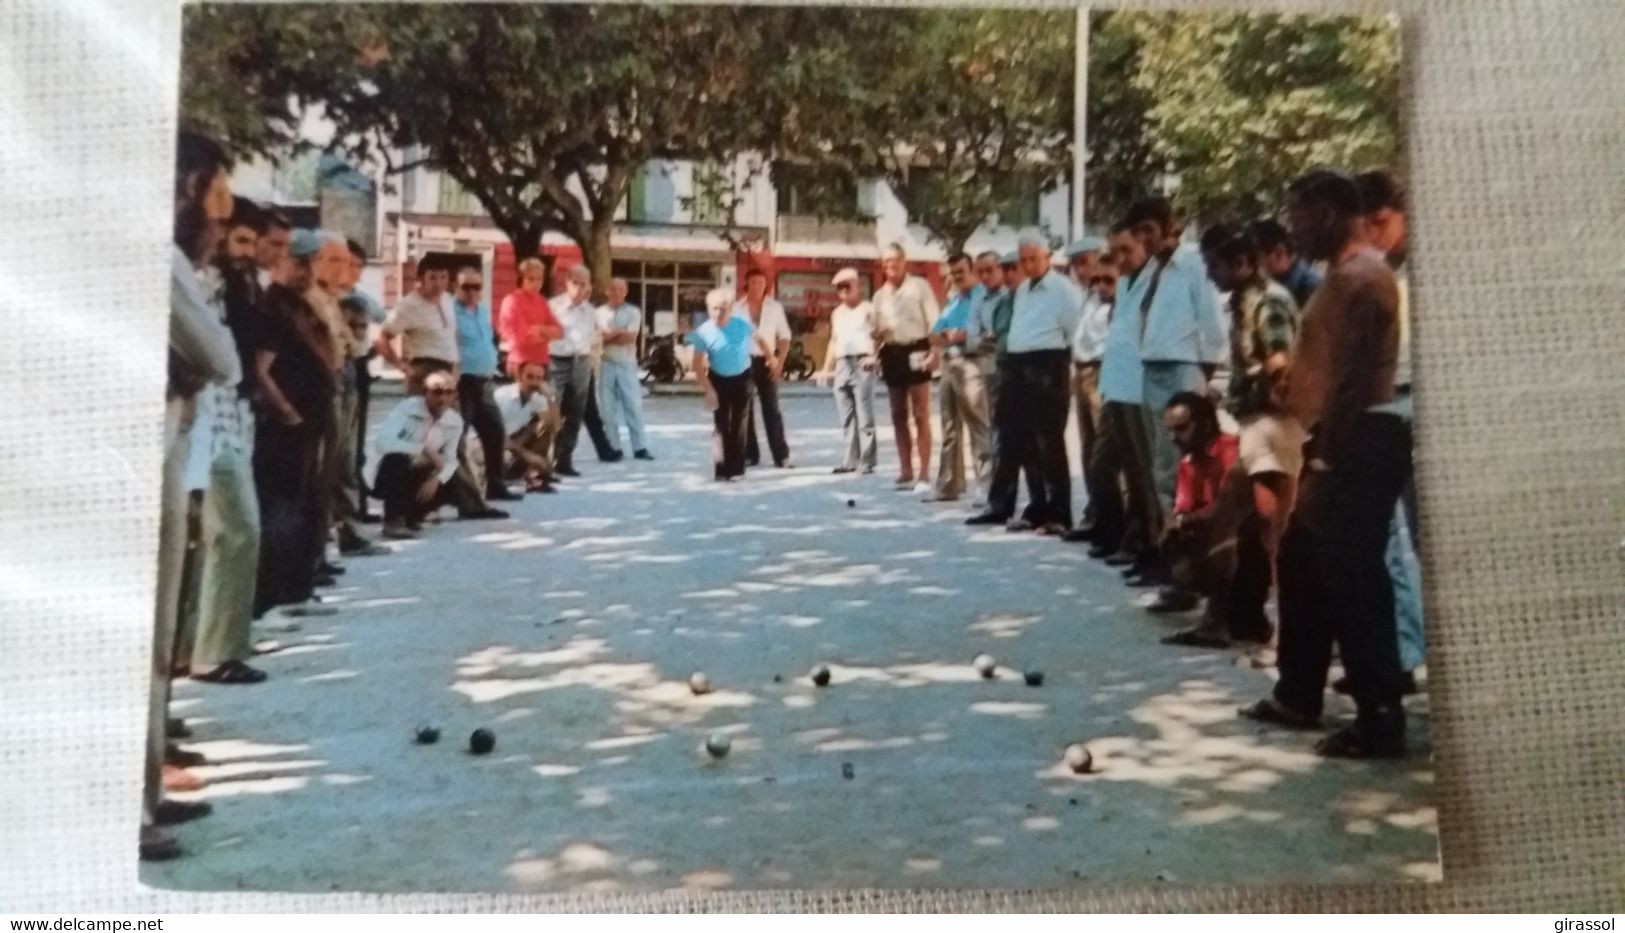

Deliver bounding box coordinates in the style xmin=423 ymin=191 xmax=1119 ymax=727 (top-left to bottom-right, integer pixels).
xmin=1239 ymin=168 xmax=1411 ymax=759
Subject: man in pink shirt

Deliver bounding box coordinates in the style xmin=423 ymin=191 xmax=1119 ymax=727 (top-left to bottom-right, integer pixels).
xmin=498 ymin=258 xmax=564 ymax=377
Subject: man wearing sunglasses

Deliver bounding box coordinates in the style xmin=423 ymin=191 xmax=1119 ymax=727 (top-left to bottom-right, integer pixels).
xmin=451 ymin=267 xmax=519 ymax=502
xmin=366 ymin=372 xmax=506 ymax=537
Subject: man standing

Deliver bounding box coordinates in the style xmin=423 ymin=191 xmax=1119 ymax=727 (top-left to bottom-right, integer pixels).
xmin=376 ymin=257 xmax=457 ymax=395
xmin=1240 ymin=169 xmax=1410 ymax=759
xmin=737 ymin=268 xmax=793 ymax=469
xmin=1355 ymin=168 xmax=1423 ymax=696
xmin=1129 ymin=197 xmax=1228 ymax=518
xmin=146 ymin=130 xmax=240 ymax=861
xmin=495 ymin=360 xmax=563 ymax=493
xmin=814 ymin=268 xmax=879 ymax=474
xmin=599 ymin=277 xmax=653 ymax=461
xmin=450 ymin=266 xmax=518 ymax=501
xmin=498 ymin=257 xmax=564 ymax=379
xmin=1249 ymin=218 xmax=1323 ymax=308
xmin=1087 ymin=221 xmax=1163 ymax=568
xmin=343 ymin=239 xmax=385 ymax=523
xmin=364 ymin=371 xmax=468 ymax=538
xmin=872 ymin=244 xmax=940 ymax=492
xmin=966 ymin=250 xmax=1042 ymax=527
xmin=925 ymin=253 xmax=989 ymax=503
xmin=979 ymin=234 xmax=1083 ymax=535
xmin=548 ymin=265 xmax=609 ymax=476
xmin=970 ymin=250 xmax=1007 ymax=492
xmin=252 ymin=231 xmax=339 ymax=621
xmin=1062 ymin=236 xmax=1112 ymax=543
xmin=1160 ymin=225 xmax=1300 ymax=632
xmin=308 ymin=231 xmax=384 ymax=561
xmin=188 ymin=197 xmax=268 ymax=685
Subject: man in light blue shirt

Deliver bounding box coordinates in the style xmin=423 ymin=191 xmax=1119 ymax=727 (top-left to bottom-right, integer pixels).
xmin=1126 ymin=196 xmax=1228 ymax=517
xmin=969 ymin=234 xmax=1080 ymax=533
xmin=1087 ymin=220 xmax=1164 ymax=567
xmin=926 ymin=253 xmax=990 ymax=502
xmin=450 ymin=266 xmax=516 ymax=501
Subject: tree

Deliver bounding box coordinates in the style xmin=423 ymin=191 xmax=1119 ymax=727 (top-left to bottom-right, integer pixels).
xmin=777 ymin=8 xmax=1075 ymax=258
xmin=1087 ymin=11 xmax=1402 ymax=227
xmin=181 ymin=4 xmax=821 ymax=288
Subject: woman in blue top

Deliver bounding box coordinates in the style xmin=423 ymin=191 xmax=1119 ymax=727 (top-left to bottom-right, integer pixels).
xmin=687 ymin=287 xmax=772 ymax=481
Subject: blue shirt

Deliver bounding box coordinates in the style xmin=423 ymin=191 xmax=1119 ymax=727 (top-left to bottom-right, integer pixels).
xmin=453 ymin=299 xmax=498 ymax=377
xmin=931 ymin=285 xmax=985 ymax=345
xmin=687 ymin=313 xmax=755 ymax=378
xmin=346 ymin=288 xmax=387 ymax=324
xmin=1006 ymin=271 xmax=1084 ymax=354
xmin=1280 ymin=257 xmax=1323 ymax=308
xmin=1138 ymin=243 xmax=1228 ymax=365
xmin=1100 ymin=263 xmax=1150 ymax=403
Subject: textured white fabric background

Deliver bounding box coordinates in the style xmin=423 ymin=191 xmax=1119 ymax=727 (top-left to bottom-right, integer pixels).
xmin=2 ymin=0 xmax=1623 ymax=913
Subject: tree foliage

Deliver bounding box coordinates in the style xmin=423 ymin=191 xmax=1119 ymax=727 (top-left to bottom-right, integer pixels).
xmin=1088 ymin=11 xmax=1401 ymax=228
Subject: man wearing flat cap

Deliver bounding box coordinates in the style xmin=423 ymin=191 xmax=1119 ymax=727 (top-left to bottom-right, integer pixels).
xmin=1064 ymin=236 xmax=1112 ymax=543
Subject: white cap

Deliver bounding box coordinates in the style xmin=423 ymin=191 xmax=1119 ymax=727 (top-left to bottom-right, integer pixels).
xmin=831 ymin=267 xmax=861 ymax=286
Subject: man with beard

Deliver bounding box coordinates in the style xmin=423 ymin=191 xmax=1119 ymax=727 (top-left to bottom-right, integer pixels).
xmin=146 ymin=129 xmax=240 ymax=861
xmin=186 ymin=197 xmax=269 ymax=685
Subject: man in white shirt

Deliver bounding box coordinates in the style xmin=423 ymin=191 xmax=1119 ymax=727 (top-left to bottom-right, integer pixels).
xmin=814 ymin=267 xmax=879 ymax=473
xmin=1126 ymin=196 xmax=1229 ymax=514
xmin=598 ymin=278 xmax=652 ymax=460
xmin=873 ymin=243 xmax=941 ymax=491
xmin=494 ymin=360 xmax=563 ymax=493
xmin=980 ymin=233 xmax=1084 ymax=535
xmin=736 ymin=267 xmax=793 ymax=468
xmin=147 ymin=129 xmax=240 ymax=861
xmin=548 ymin=265 xmax=612 ymax=476
xmin=1064 ymin=236 xmax=1113 ymax=544
xmin=376 ymin=257 xmax=457 ymax=396
xmin=365 ymin=371 xmax=503 ymax=537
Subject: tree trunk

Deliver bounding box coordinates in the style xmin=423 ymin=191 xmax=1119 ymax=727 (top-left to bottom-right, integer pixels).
xmin=582 ymin=217 xmax=615 ymax=302
xmin=509 ymin=225 xmax=543 ymax=262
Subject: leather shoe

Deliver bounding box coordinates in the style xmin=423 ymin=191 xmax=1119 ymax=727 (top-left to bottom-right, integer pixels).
xmin=459 ymin=507 xmax=510 ymax=520
xmin=139 ymin=827 xmax=182 ymax=862
xmin=1103 ymin=551 xmax=1138 ymax=567
xmin=1061 ymin=526 xmax=1097 ymax=544
xmin=964 ymin=512 xmax=1008 ymax=526
xmin=556 ymin=465 xmax=581 ymax=478
xmin=154 ymin=798 xmax=213 ymax=827
xmin=1146 ymin=589 xmax=1199 ymax=613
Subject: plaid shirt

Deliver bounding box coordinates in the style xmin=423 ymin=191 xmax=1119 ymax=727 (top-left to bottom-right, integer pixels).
xmin=199 ymin=268 xmax=255 ymax=459
xmin=1227 ymin=276 xmax=1299 ymax=419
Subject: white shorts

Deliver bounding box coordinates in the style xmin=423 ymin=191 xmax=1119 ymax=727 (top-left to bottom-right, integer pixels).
xmin=1238 ymin=413 xmax=1306 ymax=479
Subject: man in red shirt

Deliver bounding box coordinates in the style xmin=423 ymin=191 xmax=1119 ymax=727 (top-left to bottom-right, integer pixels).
xmin=1143 ymin=392 xmax=1255 ymax=644
xmin=498 ymin=257 xmax=564 ymax=379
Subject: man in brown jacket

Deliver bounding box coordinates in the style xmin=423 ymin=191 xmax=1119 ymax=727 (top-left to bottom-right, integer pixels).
xmin=1240 ymin=168 xmax=1413 ymax=759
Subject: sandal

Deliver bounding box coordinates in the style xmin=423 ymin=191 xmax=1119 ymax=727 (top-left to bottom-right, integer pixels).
xmin=1238 ymin=697 xmax=1321 ymax=730
xmin=1161 ymin=627 xmax=1232 ymax=649
xmin=192 ymin=660 xmax=268 ymax=685
xmin=1314 ymin=724 xmax=1406 ymax=760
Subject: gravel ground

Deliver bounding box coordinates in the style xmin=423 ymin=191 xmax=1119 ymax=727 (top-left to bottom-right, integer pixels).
xmin=146 ymin=394 xmax=1438 ymax=894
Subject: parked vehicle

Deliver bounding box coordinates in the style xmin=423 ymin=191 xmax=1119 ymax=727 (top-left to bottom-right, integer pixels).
xmin=641 ymin=333 xmax=685 ymax=384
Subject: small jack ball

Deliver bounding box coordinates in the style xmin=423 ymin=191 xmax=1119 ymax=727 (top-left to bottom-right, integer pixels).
xmin=1063 ymin=743 xmax=1093 ymax=774
xmin=811 ymin=665 xmax=832 ymax=687
xmin=414 ymin=725 xmax=441 ymax=745
xmin=846 ymin=499 xmax=856 ymax=508
xmin=689 ymin=672 xmax=713 ymax=695
xmin=705 ymin=733 xmax=732 ymax=759
xmin=469 ymin=728 xmax=496 ymax=755
xmin=1024 ymin=669 xmax=1045 ymax=687
xmin=973 ymin=654 xmax=997 ymax=678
